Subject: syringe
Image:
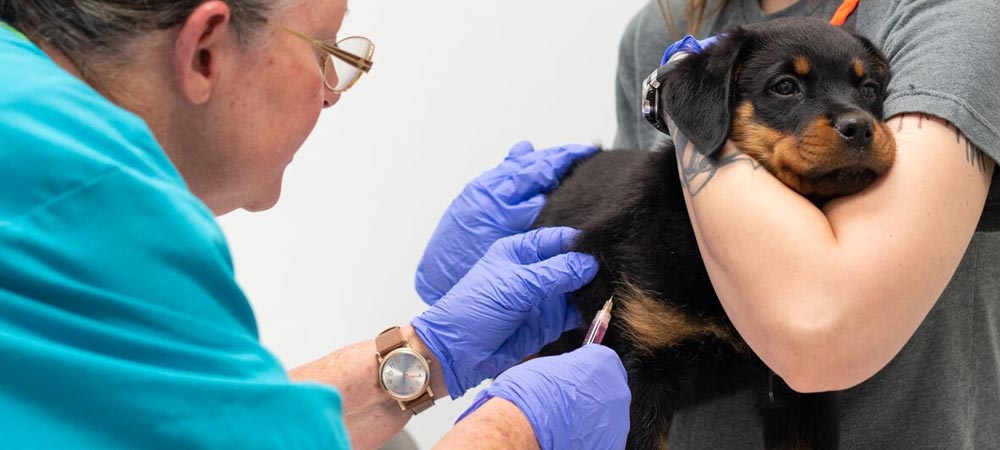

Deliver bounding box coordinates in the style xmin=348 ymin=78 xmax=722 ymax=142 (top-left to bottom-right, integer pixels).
xmin=582 ymin=297 xmax=614 ymax=345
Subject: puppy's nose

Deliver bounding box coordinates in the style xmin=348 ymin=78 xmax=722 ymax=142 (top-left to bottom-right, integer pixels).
xmin=834 ymin=112 xmax=874 ymax=149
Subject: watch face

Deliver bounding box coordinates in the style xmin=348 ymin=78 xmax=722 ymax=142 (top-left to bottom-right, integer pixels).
xmin=380 ymin=350 xmax=429 ymax=400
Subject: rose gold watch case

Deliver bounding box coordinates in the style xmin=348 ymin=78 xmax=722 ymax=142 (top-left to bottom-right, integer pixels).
xmin=377 ymin=347 xmax=432 ymax=402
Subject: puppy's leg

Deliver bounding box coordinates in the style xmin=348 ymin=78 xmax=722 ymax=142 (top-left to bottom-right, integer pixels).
xmin=623 ymin=354 xmax=675 ymax=450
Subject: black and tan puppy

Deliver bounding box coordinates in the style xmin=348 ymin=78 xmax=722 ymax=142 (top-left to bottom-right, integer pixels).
xmin=535 ymin=18 xmax=896 ymax=450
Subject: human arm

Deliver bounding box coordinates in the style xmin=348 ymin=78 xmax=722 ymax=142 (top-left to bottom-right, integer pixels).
xmin=664 ymin=0 xmax=1000 ymax=393
xmin=288 ymin=326 xmax=446 ymax=450
xmin=435 ymin=398 xmax=540 ymax=450
xmin=435 ymin=344 xmax=633 ymax=450
xmin=414 ymin=142 xmax=597 ymax=305
xmin=675 ymin=114 xmax=992 ymax=393
xmin=293 ymin=227 xmax=622 ymax=450
xmin=290 ymin=330 xmax=632 ymax=450
xmin=454 ymin=345 xmax=631 ymax=450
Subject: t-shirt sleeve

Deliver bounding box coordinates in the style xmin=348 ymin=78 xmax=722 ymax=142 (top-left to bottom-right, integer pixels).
xmin=857 ymin=0 xmax=1000 ymax=228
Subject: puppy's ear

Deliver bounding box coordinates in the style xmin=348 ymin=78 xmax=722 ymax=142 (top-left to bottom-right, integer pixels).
xmin=852 ymin=33 xmax=890 ymax=81
xmin=661 ymin=32 xmax=748 ymax=157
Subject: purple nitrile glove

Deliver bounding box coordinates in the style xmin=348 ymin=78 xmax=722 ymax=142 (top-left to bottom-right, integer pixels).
xmin=458 ymin=345 xmax=631 ymax=450
xmin=411 ymin=227 xmax=599 ymax=398
xmin=660 ymin=34 xmax=724 ymax=65
xmin=415 ymin=141 xmax=599 ymax=305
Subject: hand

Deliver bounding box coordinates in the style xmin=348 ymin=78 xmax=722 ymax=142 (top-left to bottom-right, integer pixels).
xmin=411 ymin=227 xmax=598 ymax=397
xmin=414 ymin=141 xmax=598 ymax=305
xmin=458 ymin=345 xmax=631 ymax=450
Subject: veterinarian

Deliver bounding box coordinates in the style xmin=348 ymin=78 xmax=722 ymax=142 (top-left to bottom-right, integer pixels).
xmin=611 ymin=0 xmax=997 ymax=448
xmin=0 ymin=1 xmax=631 ymax=449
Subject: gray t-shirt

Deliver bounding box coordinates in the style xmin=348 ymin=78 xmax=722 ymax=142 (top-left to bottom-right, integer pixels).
xmin=613 ymin=1 xmax=1000 ymax=448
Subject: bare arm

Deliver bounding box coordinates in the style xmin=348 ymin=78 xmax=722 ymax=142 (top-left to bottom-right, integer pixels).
xmin=288 ymin=325 xmax=446 ymax=450
xmin=676 ymin=113 xmax=993 ymax=392
xmin=434 ymin=398 xmax=540 ymax=450
xmin=289 ymin=326 xmax=541 ymax=450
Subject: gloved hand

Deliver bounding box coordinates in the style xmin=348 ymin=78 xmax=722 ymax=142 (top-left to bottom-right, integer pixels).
xmin=411 ymin=227 xmax=598 ymax=397
xmin=414 ymin=141 xmax=598 ymax=305
xmin=458 ymin=345 xmax=631 ymax=450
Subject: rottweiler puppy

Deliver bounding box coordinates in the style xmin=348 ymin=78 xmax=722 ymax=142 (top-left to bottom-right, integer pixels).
xmin=534 ymin=17 xmax=896 ymax=450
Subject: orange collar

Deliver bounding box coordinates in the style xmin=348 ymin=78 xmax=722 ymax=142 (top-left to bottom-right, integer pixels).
xmin=829 ymin=0 xmax=860 ymax=26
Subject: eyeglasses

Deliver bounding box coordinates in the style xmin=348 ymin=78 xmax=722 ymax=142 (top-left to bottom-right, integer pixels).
xmin=280 ymin=26 xmax=375 ymax=93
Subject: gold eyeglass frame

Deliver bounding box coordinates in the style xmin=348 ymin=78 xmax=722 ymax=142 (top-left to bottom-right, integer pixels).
xmin=279 ymin=26 xmax=375 ymax=93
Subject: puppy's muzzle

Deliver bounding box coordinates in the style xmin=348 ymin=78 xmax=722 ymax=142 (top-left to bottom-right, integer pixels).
xmin=834 ymin=111 xmax=874 ymax=153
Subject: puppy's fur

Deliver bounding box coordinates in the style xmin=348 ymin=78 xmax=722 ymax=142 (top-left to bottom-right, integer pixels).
xmin=535 ymin=18 xmax=896 ymax=450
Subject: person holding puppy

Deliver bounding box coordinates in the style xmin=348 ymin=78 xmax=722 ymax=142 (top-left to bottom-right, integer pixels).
xmin=0 ymin=1 xmax=629 ymax=449
xmin=611 ymin=0 xmax=1000 ymax=448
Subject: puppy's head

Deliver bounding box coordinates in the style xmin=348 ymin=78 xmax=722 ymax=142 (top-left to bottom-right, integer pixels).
xmin=662 ymin=17 xmax=896 ymax=198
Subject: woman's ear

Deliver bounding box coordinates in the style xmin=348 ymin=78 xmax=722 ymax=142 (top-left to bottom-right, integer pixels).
xmin=172 ymin=1 xmax=234 ymax=105
xmin=661 ymin=32 xmax=748 ymax=158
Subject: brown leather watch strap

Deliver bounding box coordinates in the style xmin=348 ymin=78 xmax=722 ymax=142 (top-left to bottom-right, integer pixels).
xmin=404 ymin=391 xmax=435 ymax=415
xmin=375 ymin=326 xmax=436 ymax=415
xmin=376 ymin=326 xmax=405 ymax=356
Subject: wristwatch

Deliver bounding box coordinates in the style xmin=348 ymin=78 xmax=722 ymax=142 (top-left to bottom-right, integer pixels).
xmin=375 ymin=326 xmax=435 ymax=414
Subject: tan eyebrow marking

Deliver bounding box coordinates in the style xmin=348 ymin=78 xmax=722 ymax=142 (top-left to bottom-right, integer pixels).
xmin=853 ymin=58 xmax=865 ymax=78
xmin=793 ymin=56 xmax=811 ymax=75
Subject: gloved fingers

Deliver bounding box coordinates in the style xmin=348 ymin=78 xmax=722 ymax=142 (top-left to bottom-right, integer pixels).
xmin=503 ymin=193 xmax=547 ymax=230
xmin=516 ymin=143 xmax=598 ymax=168
xmin=505 ymin=140 xmax=536 ymax=160
xmin=491 ymin=251 xmax=597 ymax=316
xmin=484 ymin=348 xmax=630 ymax=450
xmin=565 ymin=346 xmax=632 ymax=435
xmin=413 ymin=269 xmax=446 ymax=305
xmin=497 ymin=144 xmax=599 ymax=203
xmin=489 ymin=141 xmax=537 ymax=177
xmin=490 ymin=227 xmax=581 ymax=265
xmin=568 ymin=344 xmax=628 ymax=377
xmin=547 ymin=346 xmax=631 ymax=422
xmin=499 ymin=303 xmax=573 ymax=361
xmin=502 ymin=161 xmax=560 ymax=204
xmin=563 ymin=304 xmax=583 ymax=332
xmin=522 ymin=252 xmax=599 ymax=297
xmin=414 ymin=227 xmax=495 ymax=305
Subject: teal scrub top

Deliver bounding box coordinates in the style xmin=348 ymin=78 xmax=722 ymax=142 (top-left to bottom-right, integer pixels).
xmin=0 ymin=24 xmax=351 ymax=449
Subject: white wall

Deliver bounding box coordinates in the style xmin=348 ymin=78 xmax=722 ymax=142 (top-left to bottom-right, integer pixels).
xmin=217 ymin=1 xmax=649 ymax=448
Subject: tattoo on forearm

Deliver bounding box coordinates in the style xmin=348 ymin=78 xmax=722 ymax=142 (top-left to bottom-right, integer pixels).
xmin=674 ymin=131 xmax=760 ymax=197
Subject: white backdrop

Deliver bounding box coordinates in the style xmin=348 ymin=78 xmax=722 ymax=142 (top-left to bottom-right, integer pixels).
xmin=217 ymin=1 xmax=649 ymax=448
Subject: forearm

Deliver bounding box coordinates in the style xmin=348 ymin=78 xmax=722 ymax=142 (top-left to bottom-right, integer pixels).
xmin=288 ymin=325 xmax=448 ymax=450
xmin=435 ymin=398 xmax=540 ymax=450
xmin=677 ymin=114 xmax=993 ymax=391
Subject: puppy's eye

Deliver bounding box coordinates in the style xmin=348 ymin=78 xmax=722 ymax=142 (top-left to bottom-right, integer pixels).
xmin=860 ymin=83 xmax=878 ymax=99
xmin=771 ymin=79 xmax=799 ymax=96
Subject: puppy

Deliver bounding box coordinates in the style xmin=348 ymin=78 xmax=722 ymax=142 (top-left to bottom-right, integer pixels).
xmin=535 ymin=17 xmax=896 ymax=450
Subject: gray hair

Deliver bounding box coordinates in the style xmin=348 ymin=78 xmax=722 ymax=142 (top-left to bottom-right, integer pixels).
xmin=0 ymin=1 xmax=279 ymax=67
